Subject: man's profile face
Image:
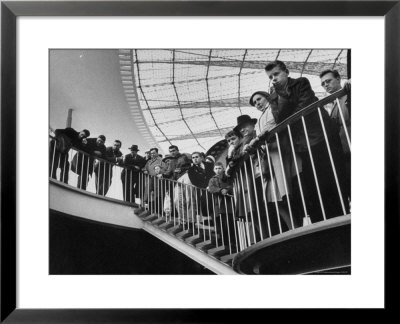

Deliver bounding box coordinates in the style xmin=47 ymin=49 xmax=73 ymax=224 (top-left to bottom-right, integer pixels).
xmin=192 ymin=154 xmax=202 ymax=166
xmin=266 ymin=66 xmax=288 ymax=87
xmin=113 ymin=141 xmax=121 ymax=151
xmin=96 ymin=137 xmax=105 ymax=146
xmin=169 ymin=147 xmax=179 ymax=158
xmin=78 ymin=132 xmax=87 ymax=139
xmin=240 ymin=122 xmax=255 ymax=137
xmin=321 ymin=72 xmax=341 ymax=94
xmin=252 ymin=94 xmax=268 ymax=111
xmin=227 ymin=135 xmax=240 ymax=146
xmin=150 ymin=150 xmax=158 ymax=159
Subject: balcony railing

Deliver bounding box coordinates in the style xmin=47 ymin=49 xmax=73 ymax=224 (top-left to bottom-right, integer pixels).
xmin=49 ymin=87 xmax=351 ymax=267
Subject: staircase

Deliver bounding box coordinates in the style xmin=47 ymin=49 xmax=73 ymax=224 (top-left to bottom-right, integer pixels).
xmin=134 ymin=207 xmax=238 ymax=270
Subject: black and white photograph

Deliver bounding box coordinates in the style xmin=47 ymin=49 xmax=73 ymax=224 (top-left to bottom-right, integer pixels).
xmin=49 ymin=49 xmax=351 ymax=275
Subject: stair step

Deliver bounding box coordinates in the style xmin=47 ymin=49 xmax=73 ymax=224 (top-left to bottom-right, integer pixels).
xmin=143 ymin=214 xmax=159 ymax=222
xmin=184 ymin=234 xmax=205 ymax=246
xmin=167 ymin=224 xmax=185 ymax=235
xmin=207 ymin=245 xmax=229 ymax=258
xmin=220 ymin=253 xmax=237 ymax=266
xmin=137 ymin=210 xmax=151 ymax=218
xmin=133 ymin=206 xmax=145 ymax=214
xmin=196 ymin=239 xmax=218 ymax=252
xmin=151 ymin=217 xmax=167 ymax=225
xmin=175 ymin=229 xmax=194 ymax=240
xmin=158 ymin=220 xmax=176 ymax=231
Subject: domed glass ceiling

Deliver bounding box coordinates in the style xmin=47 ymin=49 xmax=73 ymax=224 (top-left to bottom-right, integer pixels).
xmin=128 ymin=49 xmax=348 ymax=154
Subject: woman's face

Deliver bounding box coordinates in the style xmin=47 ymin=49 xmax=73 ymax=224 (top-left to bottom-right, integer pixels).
xmin=227 ymin=135 xmax=240 ymax=146
xmin=252 ymin=94 xmax=268 ymax=111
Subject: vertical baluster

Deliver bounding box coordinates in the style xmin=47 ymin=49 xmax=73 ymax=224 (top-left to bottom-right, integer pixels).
xmin=50 ymin=140 xmax=56 ymax=178
xmin=211 ymin=194 xmax=218 ymax=248
xmin=317 ymin=108 xmax=347 ymax=216
xmin=185 ymin=183 xmax=190 ymax=231
xmin=230 ymin=195 xmax=239 ymax=253
xmin=287 ymin=125 xmax=309 ymax=221
xmin=223 ymin=196 xmax=232 ymax=254
xmin=217 ymin=196 xmax=225 ymax=247
xmin=264 ymin=140 xmax=283 ymax=234
xmin=256 ymin=150 xmax=272 ymax=238
xmin=248 ymin=152 xmax=264 ymax=241
xmin=275 ymin=133 xmax=295 ymax=230
xmin=190 ymin=185 xmax=195 ymax=235
xmin=301 ymin=116 xmax=326 ymax=220
xmin=335 ymin=98 xmax=351 ymax=152
xmin=238 ymin=168 xmax=251 ymax=247
xmin=205 ymin=189 xmax=212 ymax=242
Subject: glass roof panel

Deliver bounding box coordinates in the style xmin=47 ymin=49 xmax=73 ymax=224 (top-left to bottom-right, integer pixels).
xmin=131 ymin=49 xmax=349 ymax=154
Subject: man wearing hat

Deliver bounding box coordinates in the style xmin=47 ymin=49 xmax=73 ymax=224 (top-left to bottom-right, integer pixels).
xmin=121 ymin=145 xmax=146 ymax=203
xmin=233 ymin=114 xmax=258 ymax=142
xmin=49 ymin=127 xmax=90 ymax=184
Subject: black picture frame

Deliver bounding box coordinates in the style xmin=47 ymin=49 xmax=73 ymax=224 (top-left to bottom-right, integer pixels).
xmin=1 ymin=0 xmax=398 ymax=322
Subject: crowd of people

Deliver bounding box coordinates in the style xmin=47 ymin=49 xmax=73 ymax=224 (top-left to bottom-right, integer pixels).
xmin=49 ymin=60 xmax=351 ymax=249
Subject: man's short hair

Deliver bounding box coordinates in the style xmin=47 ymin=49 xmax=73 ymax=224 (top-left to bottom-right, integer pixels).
xmin=114 ymin=140 xmax=122 ymax=146
xmin=192 ymin=151 xmax=202 ymax=157
xmin=214 ymin=161 xmax=224 ymax=168
xmin=82 ymin=129 xmax=90 ymax=137
xmin=319 ymin=69 xmax=341 ymax=79
xmin=98 ymin=135 xmax=106 ymax=142
xmin=169 ymin=145 xmax=179 ymax=151
xmin=225 ymin=129 xmax=242 ymax=139
xmin=150 ymin=148 xmax=158 ymax=153
xmin=265 ymin=60 xmax=289 ymax=74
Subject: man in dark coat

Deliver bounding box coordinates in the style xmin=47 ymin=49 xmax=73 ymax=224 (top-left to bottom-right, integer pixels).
xmin=121 ymin=145 xmax=146 ymax=203
xmin=73 ymin=135 xmax=107 ymax=191
xmin=263 ymin=60 xmax=348 ymax=222
xmin=49 ymin=127 xmax=90 ymax=184
xmin=188 ymin=152 xmax=215 ymax=218
xmin=94 ymin=139 xmax=123 ymax=196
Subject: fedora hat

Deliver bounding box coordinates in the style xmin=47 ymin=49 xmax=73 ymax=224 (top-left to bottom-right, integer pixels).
xmin=249 ymin=91 xmax=270 ymax=106
xmin=233 ymin=114 xmax=258 ymax=133
xmin=129 ymin=145 xmax=139 ymax=151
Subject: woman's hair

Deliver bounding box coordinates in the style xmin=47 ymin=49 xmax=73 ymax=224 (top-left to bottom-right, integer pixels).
xmin=225 ymin=129 xmax=242 ymax=139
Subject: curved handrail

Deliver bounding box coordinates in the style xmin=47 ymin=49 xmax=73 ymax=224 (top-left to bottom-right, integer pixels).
xmin=260 ymin=87 xmax=348 ymax=142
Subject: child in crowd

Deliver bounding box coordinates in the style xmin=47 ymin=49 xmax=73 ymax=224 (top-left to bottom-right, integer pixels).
xmin=224 ymin=130 xmax=242 ymax=177
xmin=150 ymin=165 xmax=164 ymax=214
xmin=208 ymin=162 xmax=237 ymax=252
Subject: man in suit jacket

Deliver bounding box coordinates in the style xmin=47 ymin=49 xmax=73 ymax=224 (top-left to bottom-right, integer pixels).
xmin=94 ymin=139 xmax=123 ymax=196
xmin=121 ymin=145 xmax=146 ymax=203
xmin=75 ymin=135 xmax=107 ymax=191
xmin=264 ymin=60 xmax=348 ymax=221
xmin=188 ymin=152 xmax=215 ymax=218
xmin=49 ymin=127 xmax=90 ymax=184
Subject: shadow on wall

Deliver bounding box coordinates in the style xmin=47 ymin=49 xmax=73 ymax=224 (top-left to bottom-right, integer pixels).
xmin=49 ymin=210 xmax=214 ymax=275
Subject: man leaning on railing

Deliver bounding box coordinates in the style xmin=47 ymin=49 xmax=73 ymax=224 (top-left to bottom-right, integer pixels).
xmin=248 ymin=60 xmax=349 ymax=223
xmin=49 ymin=127 xmax=90 ymax=184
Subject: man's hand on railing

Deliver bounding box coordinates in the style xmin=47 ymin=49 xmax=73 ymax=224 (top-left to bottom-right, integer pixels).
xmin=343 ymin=79 xmax=351 ymax=93
xmin=220 ymin=188 xmax=228 ymax=196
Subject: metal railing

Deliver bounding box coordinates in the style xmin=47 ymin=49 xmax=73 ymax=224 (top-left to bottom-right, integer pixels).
xmin=49 ymin=88 xmax=350 ymax=260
